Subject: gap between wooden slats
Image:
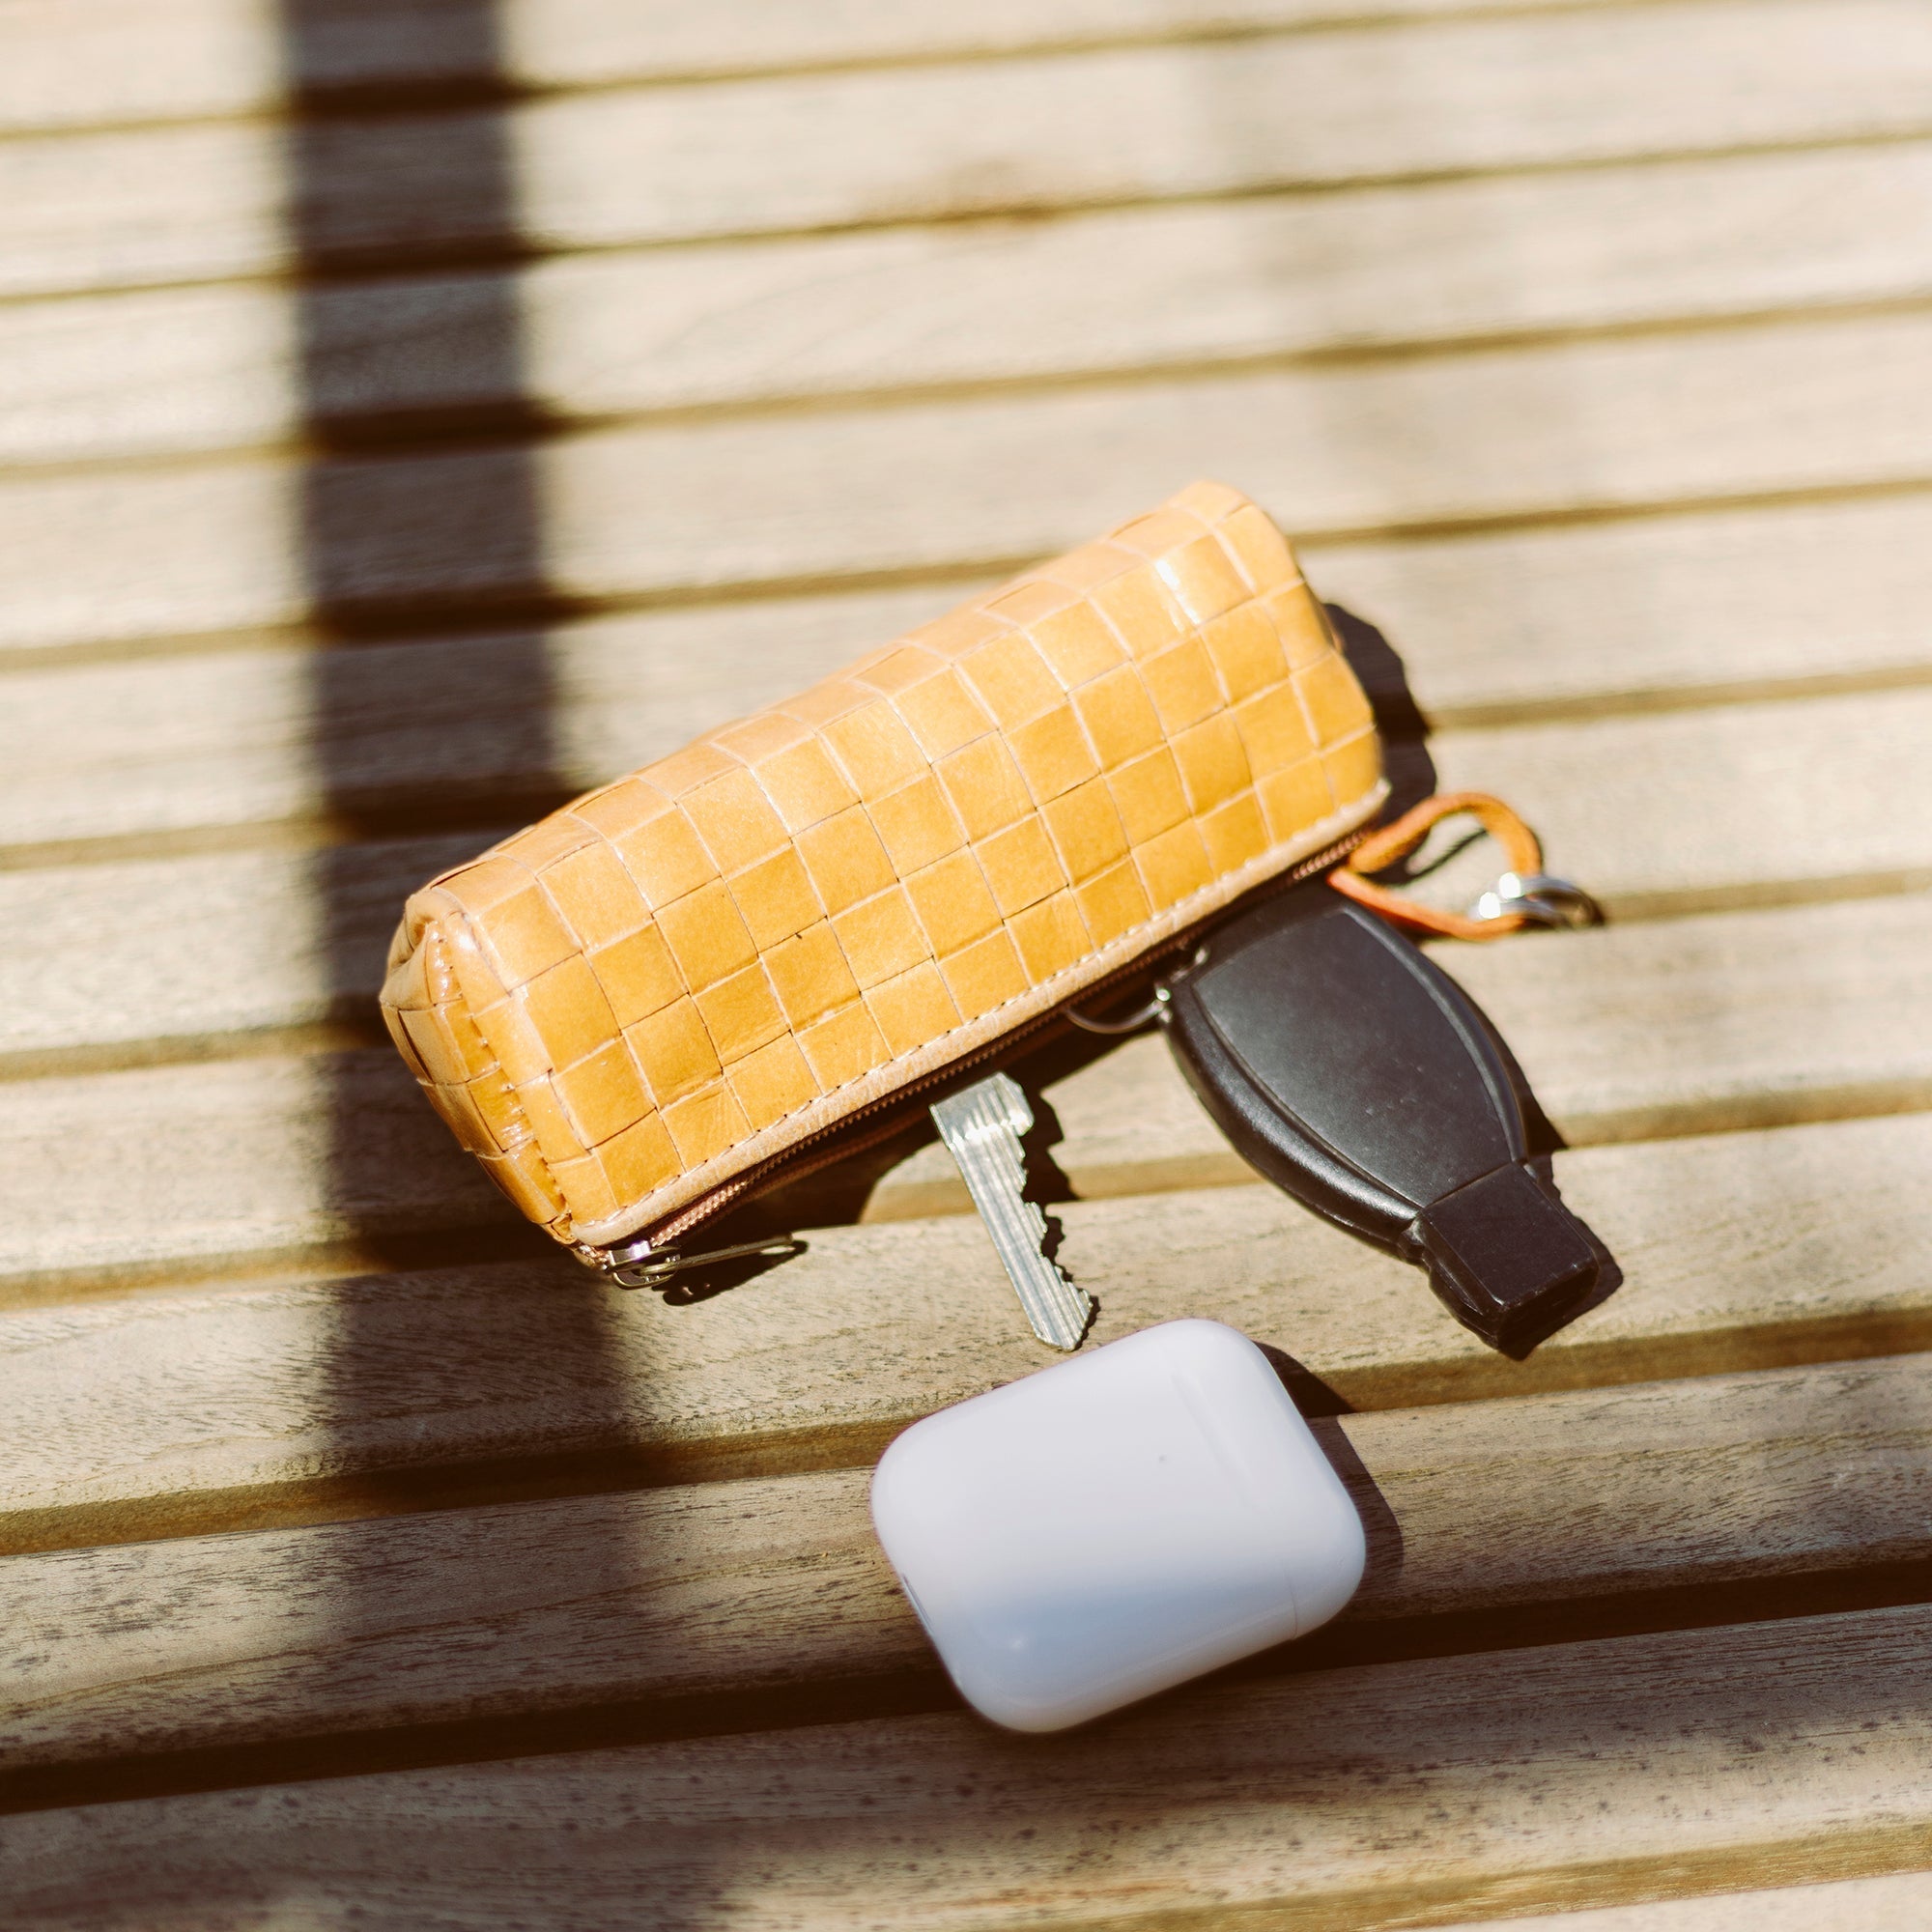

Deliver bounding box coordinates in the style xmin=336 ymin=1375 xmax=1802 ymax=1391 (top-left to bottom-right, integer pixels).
xmin=0 ymin=0 xmax=1658 ymax=137
xmin=1 ymin=1107 xmax=1928 ymax=1545
xmin=6 ymin=1350 xmax=1932 ymax=1782
xmin=6 ymin=494 xmax=1930 ymax=854
xmin=4 ymin=886 xmax=1928 ymax=1286
xmin=3 ymin=142 xmax=1929 ymax=469
xmin=3 ymin=0 xmax=1928 ymax=302
xmin=0 ymin=694 xmax=1925 ymax=1061
xmin=1 ymin=310 xmax=1931 ymax=654
xmin=4 ymin=605 xmax=1931 ymax=903
xmin=9 ymin=1600 xmax=1932 ymax=1928
xmin=0 ymin=891 xmax=1923 ymax=1290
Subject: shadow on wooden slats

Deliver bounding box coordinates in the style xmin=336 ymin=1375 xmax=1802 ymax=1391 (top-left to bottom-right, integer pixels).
xmin=14 ymin=1602 xmax=1932 ymax=1927
xmin=278 ymin=0 xmax=650 ymax=1776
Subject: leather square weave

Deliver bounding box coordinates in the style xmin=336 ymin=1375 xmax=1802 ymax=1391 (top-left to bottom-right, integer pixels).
xmin=383 ymin=482 xmax=1386 ymax=1252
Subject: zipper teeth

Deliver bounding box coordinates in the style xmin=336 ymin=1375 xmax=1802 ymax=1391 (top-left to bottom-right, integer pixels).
xmin=621 ymin=832 xmax=1370 ymax=1255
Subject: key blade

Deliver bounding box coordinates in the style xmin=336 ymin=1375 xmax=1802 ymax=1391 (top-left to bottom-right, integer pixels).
xmin=930 ymin=1072 xmax=1094 ymax=1350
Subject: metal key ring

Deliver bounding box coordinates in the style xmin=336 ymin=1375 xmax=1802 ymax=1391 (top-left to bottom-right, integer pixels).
xmin=1469 ymin=870 xmax=1603 ymax=929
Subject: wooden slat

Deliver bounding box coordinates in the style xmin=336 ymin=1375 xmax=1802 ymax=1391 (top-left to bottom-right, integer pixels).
xmin=6 ymin=662 xmax=1928 ymax=935
xmin=8 ymin=494 xmax=1932 ymax=854
xmin=1426 ymin=689 xmax=1932 ymax=917
xmin=9 ymin=1601 xmax=1932 ymax=1929
xmin=1442 ymin=892 xmax=1932 ymax=1143
xmin=4 ymin=1109 xmax=1930 ymax=1545
xmin=0 ymin=0 xmax=1616 ymax=137
xmin=9 ymin=141 xmax=1932 ymax=469
xmin=1 ymin=893 xmax=1925 ymax=1289
xmin=7 ymin=885 xmax=1924 ymax=1283
xmin=0 ymin=588 xmax=958 ymax=848
xmin=1320 ymin=496 xmax=1932 ymax=726
xmin=12 ymin=693 xmax=1932 ymax=1056
xmin=8 ymin=1350 xmax=1932 ymax=1772
xmin=5 ymin=1 xmax=1928 ymax=302
xmin=0 ymin=1050 xmax=509 ymax=1293
xmin=6 ymin=310 xmax=1930 ymax=654
xmin=0 ymin=835 xmax=474 ymax=1060
xmin=1451 ymin=1873 xmax=1932 ymax=1932
xmin=62 ymin=676 xmax=1932 ymax=1041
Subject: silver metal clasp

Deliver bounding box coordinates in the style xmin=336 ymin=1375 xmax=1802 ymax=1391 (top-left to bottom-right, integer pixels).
xmin=1469 ymin=870 xmax=1604 ymax=929
xmin=578 ymin=1232 xmax=804 ymax=1290
xmin=1064 ymin=944 xmax=1210 ymax=1035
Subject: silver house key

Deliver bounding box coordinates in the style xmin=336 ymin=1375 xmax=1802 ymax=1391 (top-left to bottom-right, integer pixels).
xmin=930 ymin=1072 xmax=1094 ymax=1350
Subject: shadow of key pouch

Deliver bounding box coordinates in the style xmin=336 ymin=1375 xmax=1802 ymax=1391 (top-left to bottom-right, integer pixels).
xmin=381 ymin=482 xmax=1389 ymax=1281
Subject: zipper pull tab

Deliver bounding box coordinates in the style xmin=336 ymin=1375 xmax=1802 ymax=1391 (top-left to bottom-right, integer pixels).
xmin=578 ymin=1233 xmax=804 ymax=1290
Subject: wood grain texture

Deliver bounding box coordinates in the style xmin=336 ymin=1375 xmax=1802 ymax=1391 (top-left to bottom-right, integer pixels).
xmin=0 ymin=1051 xmax=511 ymax=1293
xmin=0 ymin=0 xmax=1604 ymax=136
xmin=6 ymin=0 xmax=1929 ymax=301
xmin=6 ymin=655 xmax=1929 ymax=933
xmin=9 ymin=141 xmax=1932 ymax=468
xmin=0 ymin=589 xmax=963 ymax=846
xmin=9 ymin=1350 xmax=1932 ymax=1772
xmin=9 ymin=493 xmax=1932 ymax=854
xmin=4 ymin=1109 xmax=1930 ymax=1544
xmin=0 ymin=834 xmax=477 ymax=1059
xmin=1438 ymin=893 xmax=1932 ymax=1145
xmin=1 ymin=841 xmax=1923 ymax=1162
xmin=1318 ymin=496 xmax=1932 ymax=726
xmin=1426 ymin=687 xmax=1932 ymax=916
xmin=14 ymin=696 xmax=1932 ymax=1066
xmin=7 ymin=309 xmax=1931 ymax=653
xmin=0 ymin=892 xmax=1925 ymax=1291
xmin=11 ymin=1601 xmax=1932 ymax=1930
xmin=1451 ymin=1871 xmax=1932 ymax=1932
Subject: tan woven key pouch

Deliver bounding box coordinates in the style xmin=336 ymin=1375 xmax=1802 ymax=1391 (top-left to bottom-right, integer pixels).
xmin=382 ymin=482 xmax=1387 ymax=1264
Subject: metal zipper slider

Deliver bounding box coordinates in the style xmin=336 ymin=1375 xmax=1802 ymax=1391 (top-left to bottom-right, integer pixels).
xmin=578 ymin=1232 xmax=804 ymax=1290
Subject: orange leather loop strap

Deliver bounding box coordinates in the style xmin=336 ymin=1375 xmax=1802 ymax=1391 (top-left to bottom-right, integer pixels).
xmin=1328 ymin=791 xmax=1544 ymax=941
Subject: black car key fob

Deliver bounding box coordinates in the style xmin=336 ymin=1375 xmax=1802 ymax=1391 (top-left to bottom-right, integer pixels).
xmin=1160 ymin=885 xmax=1599 ymax=1351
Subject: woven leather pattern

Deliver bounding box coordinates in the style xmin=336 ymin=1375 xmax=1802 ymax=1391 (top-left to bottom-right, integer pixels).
xmin=383 ymin=482 xmax=1384 ymax=1249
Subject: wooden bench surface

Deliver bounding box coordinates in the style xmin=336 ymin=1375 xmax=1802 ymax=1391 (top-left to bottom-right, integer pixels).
xmin=3 ymin=0 xmax=1930 ymax=1923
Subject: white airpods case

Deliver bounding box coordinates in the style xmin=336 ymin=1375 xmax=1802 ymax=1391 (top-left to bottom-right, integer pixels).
xmin=869 ymin=1318 xmax=1367 ymax=1732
